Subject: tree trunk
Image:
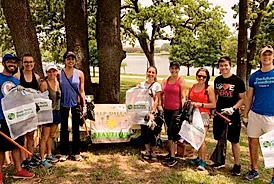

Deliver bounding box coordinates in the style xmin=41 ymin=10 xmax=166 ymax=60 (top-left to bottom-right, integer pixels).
xmin=2 ymin=0 xmax=43 ymax=77
xmin=139 ymin=36 xmax=155 ymax=66
xmin=211 ymin=65 xmax=215 ymax=76
xmin=187 ymin=65 xmax=190 ymax=76
xmin=65 ymin=0 xmax=92 ymax=94
xmin=246 ymin=0 xmax=270 ymax=83
xmin=96 ymin=0 xmax=125 ymax=103
xmin=236 ymin=0 xmax=248 ymax=85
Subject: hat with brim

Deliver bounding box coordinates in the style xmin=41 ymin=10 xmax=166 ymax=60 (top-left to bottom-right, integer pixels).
xmin=46 ymin=64 xmax=58 ymax=72
xmin=64 ymin=51 xmax=76 ymax=59
xmin=2 ymin=54 xmax=19 ymax=63
xmin=169 ymin=61 xmax=180 ymax=68
xmin=260 ymin=46 xmax=274 ymax=55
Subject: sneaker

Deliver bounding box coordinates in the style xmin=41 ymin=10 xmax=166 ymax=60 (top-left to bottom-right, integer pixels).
xmin=21 ymin=159 xmax=29 ymax=168
xmin=164 ymin=153 xmax=171 ymax=160
xmin=151 ymin=152 xmax=158 ymax=161
xmin=211 ymin=163 xmax=225 ymax=169
xmin=59 ymin=155 xmax=68 ymax=162
xmin=40 ymin=159 xmax=52 ymax=168
xmin=189 ymin=157 xmax=200 ymax=166
xmin=143 ymin=151 xmax=150 ymax=160
xmin=28 ymin=158 xmax=40 ymax=169
xmin=167 ymin=157 xmax=178 ymax=167
xmin=197 ymin=160 xmax=206 ymax=171
xmin=245 ymin=170 xmax=259 ymax=181
xmin=0 ymin=172 xmax=3 ymax=184
xmin=74 ymin=154 xmax=83 ymax=161
xmin=230 ymin=164 xmax=241 ymax=176
xmin=46 ymin=154 xmax=59 ymax=163
xmin=270 ymin=177 xmax=274 ymax=184
xmin=13 ymin=169 xmax=35 ymax=179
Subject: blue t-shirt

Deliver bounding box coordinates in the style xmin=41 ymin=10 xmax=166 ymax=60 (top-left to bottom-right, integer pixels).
xmin=0 ymin=73 xmax=20 ymax=120
xmin=249 ymin=69 xmax=274 ymax=116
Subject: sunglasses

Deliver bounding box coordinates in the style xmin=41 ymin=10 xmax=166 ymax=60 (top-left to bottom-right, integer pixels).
xmin=23 ymin=61 xmax=34 ymax=64
xmin=197 ymin=75 xmax=207 ymax=79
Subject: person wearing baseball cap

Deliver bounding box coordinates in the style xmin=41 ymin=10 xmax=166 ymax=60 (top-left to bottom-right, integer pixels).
xmin=244 ymin=45 xmax=274 ymax=182
xmin=59 ymin=51 xmax=85 ymax=162
xmin=0 ymin=54 xmax=35 ymax=182
xmin=39 ymin=63 xmax=60 ymax=167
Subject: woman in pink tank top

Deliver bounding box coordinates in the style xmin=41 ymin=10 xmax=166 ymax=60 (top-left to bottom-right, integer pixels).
xmin=188 ymin=68 xmax=216 ymax=170
xmin=161 ymin=61 xmax=186 ymax=167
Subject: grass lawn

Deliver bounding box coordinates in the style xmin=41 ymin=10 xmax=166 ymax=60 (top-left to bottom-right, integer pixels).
xmin=3 ymin=127 xmax=271 ymax=184
xmin=3 ymin=75 xmax=271 ymax=184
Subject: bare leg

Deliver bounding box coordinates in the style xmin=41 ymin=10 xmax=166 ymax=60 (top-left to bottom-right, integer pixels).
xmin=26 ymin=131 xmax=35 ymax=159
xmin=0 ymin=151 xmax=5 ymax=173
xmin=12 ymin=148 xmax=22 ymax=172
xmin=232 ymin=143 xmax=240 ymax=165
xmin=39 ymin=126 xmax=51 ymax=160
xmin=47 ymin=124 xmax=58 ymax=155
xmin=145 ymin=144 xmax=151 ymax=153
xmin=248 ymin=137 xmax=260 ymax=170
xmin=169 ymin=141 xmax=176 ymax=157
xmin=198 ymin=127 xmax=208 ymax=160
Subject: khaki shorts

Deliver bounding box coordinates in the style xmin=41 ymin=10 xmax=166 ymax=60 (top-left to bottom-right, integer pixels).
xmin=201 ymin=112 xmax=210 ymax=127
xmin=247 ymin=110 xmax=274 ymax=138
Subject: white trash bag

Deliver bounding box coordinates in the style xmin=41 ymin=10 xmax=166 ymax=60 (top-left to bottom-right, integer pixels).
xmin=2 ymin=87 xmax=38 ymax=140
xmin=179 ymin=108 xmax=205 ymax=150
xmin=126 ymin=87 xmax=153 ymax=125
xmin=259 ymin=129 xmax=274 ymax=169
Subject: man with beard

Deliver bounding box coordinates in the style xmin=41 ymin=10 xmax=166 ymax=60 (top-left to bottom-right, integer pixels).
xmin=0 ymin=54 xmax=35 ymax=184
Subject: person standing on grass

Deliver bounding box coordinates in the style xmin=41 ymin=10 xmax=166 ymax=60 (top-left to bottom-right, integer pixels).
xmin=14 ymin=53 xmax=41 ymax=169
xmin=138 ymin=66 xmax=162 ymax=161
xmin=0 ymin=54 xmax=35 ymax=184
xmin=244 ymin=46 xmax=274 ymax=183
xmin=210 ymin=56 xmax=245 ymax=176
xmin=188 ymin=68 xmax=216 ymax=171
xmin=162 ymin=61 xmax=187 ymax=167
xmin=39 ymin=63 xmax=61 ymax=167
xmin=59 ymin=51 xmax=85 ymax=162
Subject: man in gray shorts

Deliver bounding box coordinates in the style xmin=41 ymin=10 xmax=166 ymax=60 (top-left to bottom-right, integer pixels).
xmin=244 ymin=46 xmax=274 ymax=183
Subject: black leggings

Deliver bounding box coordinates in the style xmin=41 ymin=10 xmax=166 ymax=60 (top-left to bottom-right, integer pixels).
xmin=141 ymin=125 xmax=157 ymax=146
xmin=164 ymin=109 xmax=181 ymax=141
xmin=60 ymin=106 xmax=80 ymax=155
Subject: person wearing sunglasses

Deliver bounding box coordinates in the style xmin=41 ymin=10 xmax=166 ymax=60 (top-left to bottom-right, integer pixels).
xmin=188 ymin=68 xmax=216 ymax=170
xmin=14 ymin=53 xmax=42 ymax=169
xmin=138 ymin=66 xmax=162 ymax=161
xmin=244 ymin=46 xmax=274 ymax=183
xmin=162 ymin=61 xmax=187 ymax=167
xmin=210 ymin=56 xmax=245 ymax=176
xmin=39 ymin=63 xmax=61 ymax=167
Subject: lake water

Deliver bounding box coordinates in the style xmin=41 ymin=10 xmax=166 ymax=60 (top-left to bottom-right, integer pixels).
xmin=123 ymin=55 xmax=238 ymax=76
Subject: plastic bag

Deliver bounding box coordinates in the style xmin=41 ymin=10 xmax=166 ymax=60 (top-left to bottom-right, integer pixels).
xmin=26 ymin=89 xmax=53 ymax=126
xmin=179 ymin=108 xmax=205 ymax=150
xmin=126 ymin=87 xmax=153 ymax=125
xmin=2 ymin=87 xmax=38 ymax=139
xmin=259 ymin=129 xmax=274 ymax=168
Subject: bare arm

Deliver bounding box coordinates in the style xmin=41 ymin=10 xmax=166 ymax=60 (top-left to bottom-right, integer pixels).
xmin=79 ymin=70 xmax=86 ymax=105
xmin=180 ymin=78 xmax=187 ymax=107
xmin=13 ymin=72 xmax=20 ymax=80
xmin=233 ymin=91 xmax=245 ymax=110
xmin=243 ymin=87 xmax=254 ymax=118
xmin=151 ymin=91 xmax=161 ymax=113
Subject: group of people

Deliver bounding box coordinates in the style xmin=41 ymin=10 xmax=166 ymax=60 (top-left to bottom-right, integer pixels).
xmin=138 ymin=45 xmax=274 ymax=183
xmin=0 ymin=45 xmax=273 ymax=183
xmin=0 ymin=51 xmax=85 ymax=183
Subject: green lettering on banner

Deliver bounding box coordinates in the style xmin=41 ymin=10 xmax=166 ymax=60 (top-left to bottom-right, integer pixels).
xmin=91 ymin=132 xmax=130 ymax=139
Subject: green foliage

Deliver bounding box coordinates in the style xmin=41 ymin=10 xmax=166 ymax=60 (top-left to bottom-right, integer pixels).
xmin=222 ymin=35 xmax=238 ymax=64
xmin=170 ymin=2 xmax=230 ymax=68
xmin=0 ymin=5 xmax=14 ymax=54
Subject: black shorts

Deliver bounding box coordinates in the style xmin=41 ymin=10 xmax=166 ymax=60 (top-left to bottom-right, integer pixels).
xmin=164 ymin=108 xmax=181 ymax=141
xmin=213 ymin=111 xmax=241 ymax=144
xmin=44 ymin=110 xmax=61 ymax=127
xmin=0 ymin=119 xmax=24 ymax=151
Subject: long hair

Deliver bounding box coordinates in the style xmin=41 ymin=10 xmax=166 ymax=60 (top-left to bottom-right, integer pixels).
xmin=147 ymin=66 xmax=158 ymax=82
xmin=196 ymin=67 xmax=210 ymax=95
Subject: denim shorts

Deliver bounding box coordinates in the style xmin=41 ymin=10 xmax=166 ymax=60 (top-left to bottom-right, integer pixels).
xmin=44 ymin=110 xmax=61 ymax=127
